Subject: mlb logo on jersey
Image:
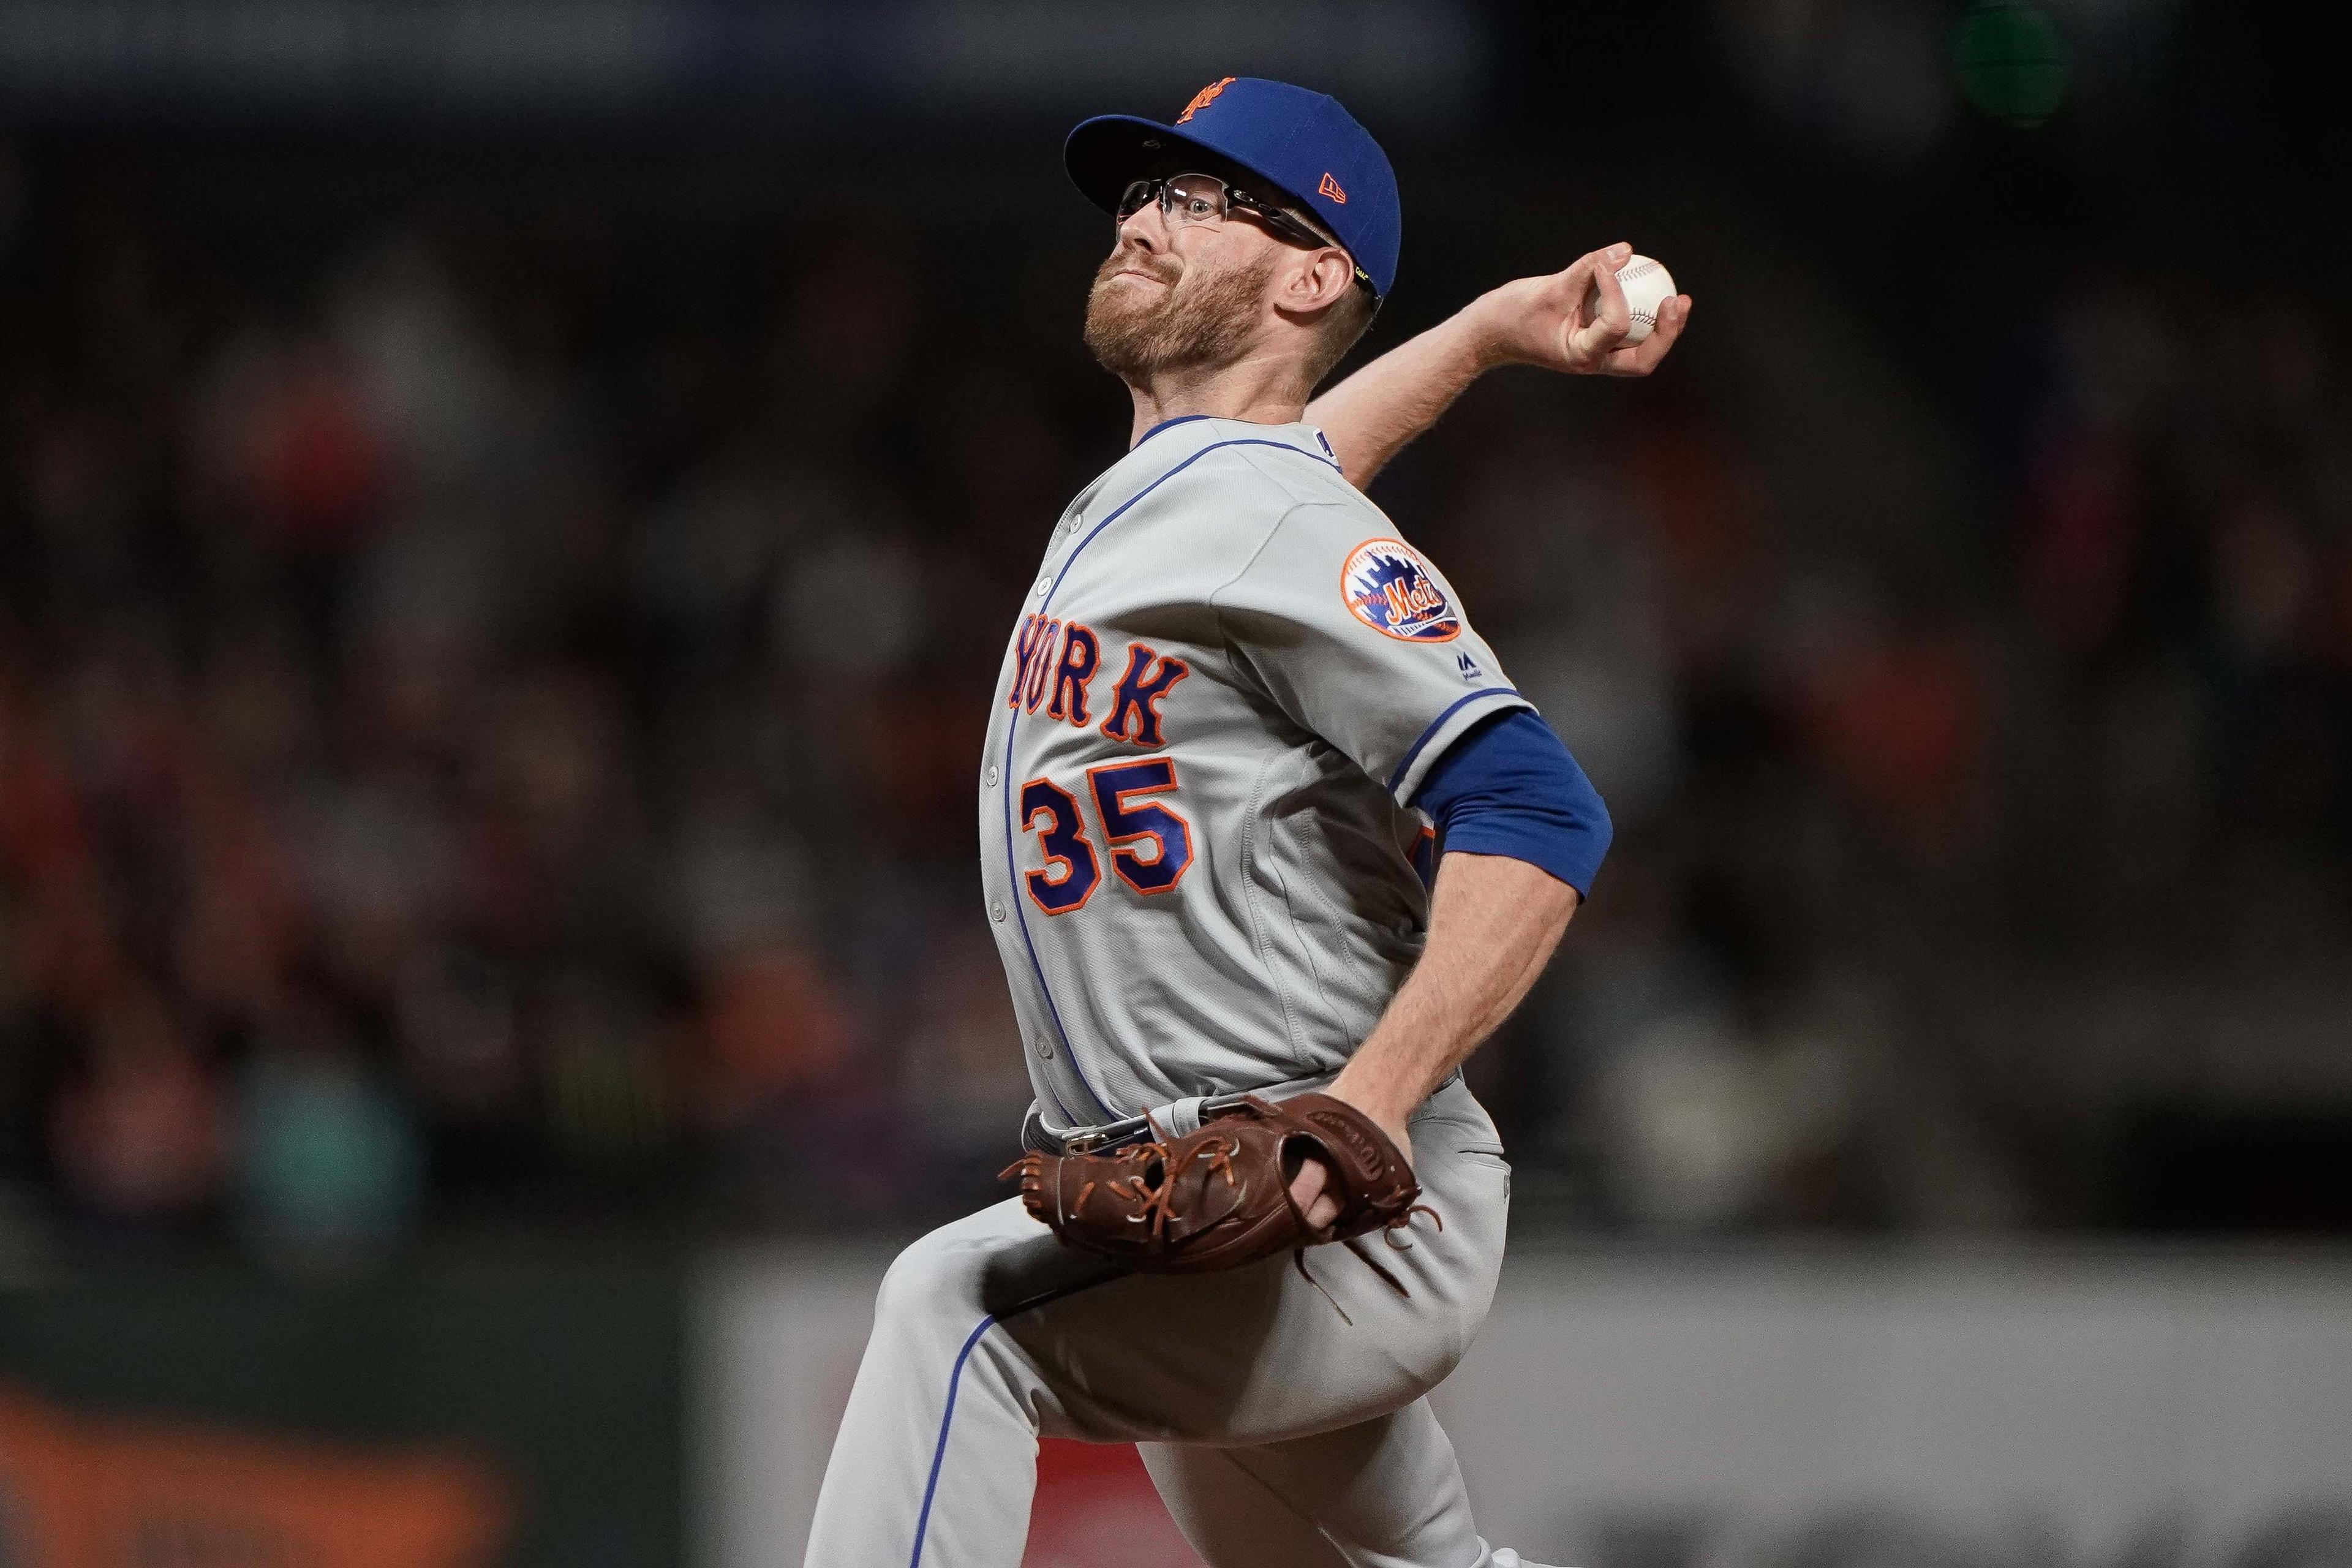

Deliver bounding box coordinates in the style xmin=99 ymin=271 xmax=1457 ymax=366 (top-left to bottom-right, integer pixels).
xmin=1341 ymin=538 xmax=1462 ymax=643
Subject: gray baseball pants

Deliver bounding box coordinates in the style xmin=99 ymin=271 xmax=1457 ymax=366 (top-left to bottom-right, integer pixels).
xmin=800 ymin=1078 xmax=1540 ymax=1567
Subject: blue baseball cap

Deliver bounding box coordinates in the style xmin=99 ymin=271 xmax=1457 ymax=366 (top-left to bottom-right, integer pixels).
xmin=1066 ymin=77 xmax=1401 ymax=300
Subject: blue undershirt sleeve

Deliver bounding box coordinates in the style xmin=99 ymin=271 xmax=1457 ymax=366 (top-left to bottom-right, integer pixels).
xmin=1410 ymin=707 xmax=1613 ymax=897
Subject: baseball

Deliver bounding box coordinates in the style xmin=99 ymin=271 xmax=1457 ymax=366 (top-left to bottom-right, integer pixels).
xmin=1586 ymin=254 xmax=1676 ymax=345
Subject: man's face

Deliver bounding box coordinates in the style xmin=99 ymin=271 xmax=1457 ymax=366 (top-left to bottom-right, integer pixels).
xmin=1082 ymin=188 xmax=1282 ymax=382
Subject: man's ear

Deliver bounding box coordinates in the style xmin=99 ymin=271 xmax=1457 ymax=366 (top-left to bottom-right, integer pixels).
xmin=1281 ymin=247 xmax=1357 ymax=318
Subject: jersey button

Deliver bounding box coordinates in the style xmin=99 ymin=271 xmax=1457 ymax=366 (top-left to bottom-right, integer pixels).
xmin=1035 ymin=575 xmax=1052 ymax=597
xmin=1035 ymin=1038 xmax=1054 ymax=1060
xmin=990 ymin=900 xmax=1006 ymax=923
xmin=984 ymin=765 xmax=998 ymax=787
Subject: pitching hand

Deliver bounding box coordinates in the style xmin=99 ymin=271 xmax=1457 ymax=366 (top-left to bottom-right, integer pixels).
xmin=1463 ymin=241 xmax=1691 ymax=377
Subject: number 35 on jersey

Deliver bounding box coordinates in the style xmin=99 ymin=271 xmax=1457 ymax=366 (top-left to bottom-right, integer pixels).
xmin=1019 ymin=759 xmax=1192 ymax=914
xmin=1008 ymin=618 xmax=1194 ymax=916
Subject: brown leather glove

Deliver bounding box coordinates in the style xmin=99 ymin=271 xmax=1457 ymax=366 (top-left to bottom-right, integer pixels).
xmin=1004 ymin=1093 xmax=1423 ymax=1275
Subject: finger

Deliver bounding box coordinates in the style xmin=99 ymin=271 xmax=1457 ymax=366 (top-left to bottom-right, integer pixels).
xmin=1607 ymin=293 xmax=1691 ymax=376
xmin=1556 ymin=244 xmax=1621 ymax=294
xmin=1592 ymin=250 xmax=1634 ymax=325
xmin=1534 ymin=243 xmax=1638 ymax=369
xmin=1571 ymin=258 xmax=1633 ymax=362
xmin=1287 ymin=1156 xmax=1329 ymax=1215
xmin=1288 ymin=1155 xmax=1347 ymax=1231
xmin=1529 ymin=249 xmax=1605 ymax=322
xmin=1289 ymin=1161 xmax=1345 ymax=1232
xmin=1560 ymin=243 xmax=1630 ymax=317
xmin=1602 ymin=293 xmax=1687 ymax=375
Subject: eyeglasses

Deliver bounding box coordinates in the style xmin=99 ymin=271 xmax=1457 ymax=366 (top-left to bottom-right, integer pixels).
xmin=1116 ymin=173 xmax=1376 ymax=295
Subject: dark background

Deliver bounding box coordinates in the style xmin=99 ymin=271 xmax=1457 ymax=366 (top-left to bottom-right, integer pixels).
xmin=4 ymin=0 xmax=2350 ymax=1288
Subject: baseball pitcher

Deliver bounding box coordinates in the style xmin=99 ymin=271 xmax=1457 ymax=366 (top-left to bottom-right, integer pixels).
xmin=803 ymin=77 xmax=1691 ymax=1566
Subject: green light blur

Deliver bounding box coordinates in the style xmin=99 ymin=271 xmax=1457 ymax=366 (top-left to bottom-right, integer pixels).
xmin=1956 ymin=3 xmax=2070 ymax=129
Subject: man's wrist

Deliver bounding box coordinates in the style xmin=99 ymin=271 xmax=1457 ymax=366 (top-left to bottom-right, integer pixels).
xmin=1327 ymin=1060 xmax=1421 ymax=1140
xmin=1450 ymin=291 xmax=1525 ymax=373
xmin=1408 ymin=301 xmax=1504 ymax=379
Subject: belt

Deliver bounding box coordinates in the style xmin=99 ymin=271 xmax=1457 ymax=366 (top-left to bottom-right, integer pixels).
xmin=1022 ymin=1072 xmax=1337 ymax=1156
xmin=1019 ymin=1068 xmax=1460 ymax=1156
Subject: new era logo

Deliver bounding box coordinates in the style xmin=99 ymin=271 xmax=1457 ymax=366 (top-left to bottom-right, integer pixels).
xmin=1318 ymin=172 xmax=1348 ymax=204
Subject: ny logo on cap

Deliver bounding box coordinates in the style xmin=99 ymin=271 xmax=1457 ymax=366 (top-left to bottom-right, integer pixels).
xmin=1176 ymin=78 xmax=1235 ymax=124
xmin=1318 ymin=172 xmax=1348 ymax=204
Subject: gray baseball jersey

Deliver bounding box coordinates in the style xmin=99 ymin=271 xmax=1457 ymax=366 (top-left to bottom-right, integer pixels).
xmin=802 ymin=413 xmax=1562 ymax=1568
xmin=978 ymin=414 xmax=1534 ymax=1131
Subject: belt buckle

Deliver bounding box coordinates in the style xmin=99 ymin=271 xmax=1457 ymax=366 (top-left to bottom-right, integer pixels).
xmin=1066 ymin=1120 xmax=1155 ymax=1155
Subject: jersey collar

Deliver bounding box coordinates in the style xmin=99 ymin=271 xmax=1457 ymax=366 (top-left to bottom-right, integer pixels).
xmin=1121 ymin=415 xmax=1339 ymax=472
xmin=1133 ymin=413 xmax=1215 ymax=448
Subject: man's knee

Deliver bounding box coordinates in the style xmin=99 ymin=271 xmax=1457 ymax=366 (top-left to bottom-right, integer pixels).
xmin=865 ymin=1224 xmax=1052 ymax=1428
xmin=875 ymin=1224 xmax=989 ymax=1336
xmin=883 ymin=1201 xmax=1102 ymax=1314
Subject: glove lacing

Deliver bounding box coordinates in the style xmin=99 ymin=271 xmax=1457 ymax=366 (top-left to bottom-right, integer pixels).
xmin=1101 ymin=1114 xmax=1243 ymax=1247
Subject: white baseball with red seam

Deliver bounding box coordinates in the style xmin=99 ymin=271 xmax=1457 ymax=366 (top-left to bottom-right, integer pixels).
xmin=1585 ymin=254 xmax=1675 ymax=345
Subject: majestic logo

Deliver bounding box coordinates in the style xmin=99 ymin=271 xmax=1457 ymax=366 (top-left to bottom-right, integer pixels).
xmin=1341 ymin=538 xmax=1462 ymax=643
xmin=1318 ymin=172 xmax=1348 ymax=204
xmin=1175 ymin=78 xmax=1235 ymax=124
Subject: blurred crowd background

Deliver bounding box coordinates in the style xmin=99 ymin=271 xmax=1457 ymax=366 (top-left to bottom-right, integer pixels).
xmin=1 ymin=0 xmax=2348 ymax=1277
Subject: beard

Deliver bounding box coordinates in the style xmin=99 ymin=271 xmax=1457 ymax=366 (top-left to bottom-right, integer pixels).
xmin=1083 ymin=242 xmax=1275 ymax=381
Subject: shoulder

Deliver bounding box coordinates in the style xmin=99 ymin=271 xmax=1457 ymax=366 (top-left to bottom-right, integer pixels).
xmin=1207 ymin=488 xmax=1467 ymax=646
xmin=1093 ymin=424 xmax=1360 ymax=568
xmin=1129 ymin=422 xmax=1357 ymax=510
xmin=1213 ymin=434 xmax=1355 ymax=504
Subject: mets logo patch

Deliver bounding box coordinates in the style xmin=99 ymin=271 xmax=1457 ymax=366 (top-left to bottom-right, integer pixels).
xmin=1341 ymin=538 xmax=1463 ymax=643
